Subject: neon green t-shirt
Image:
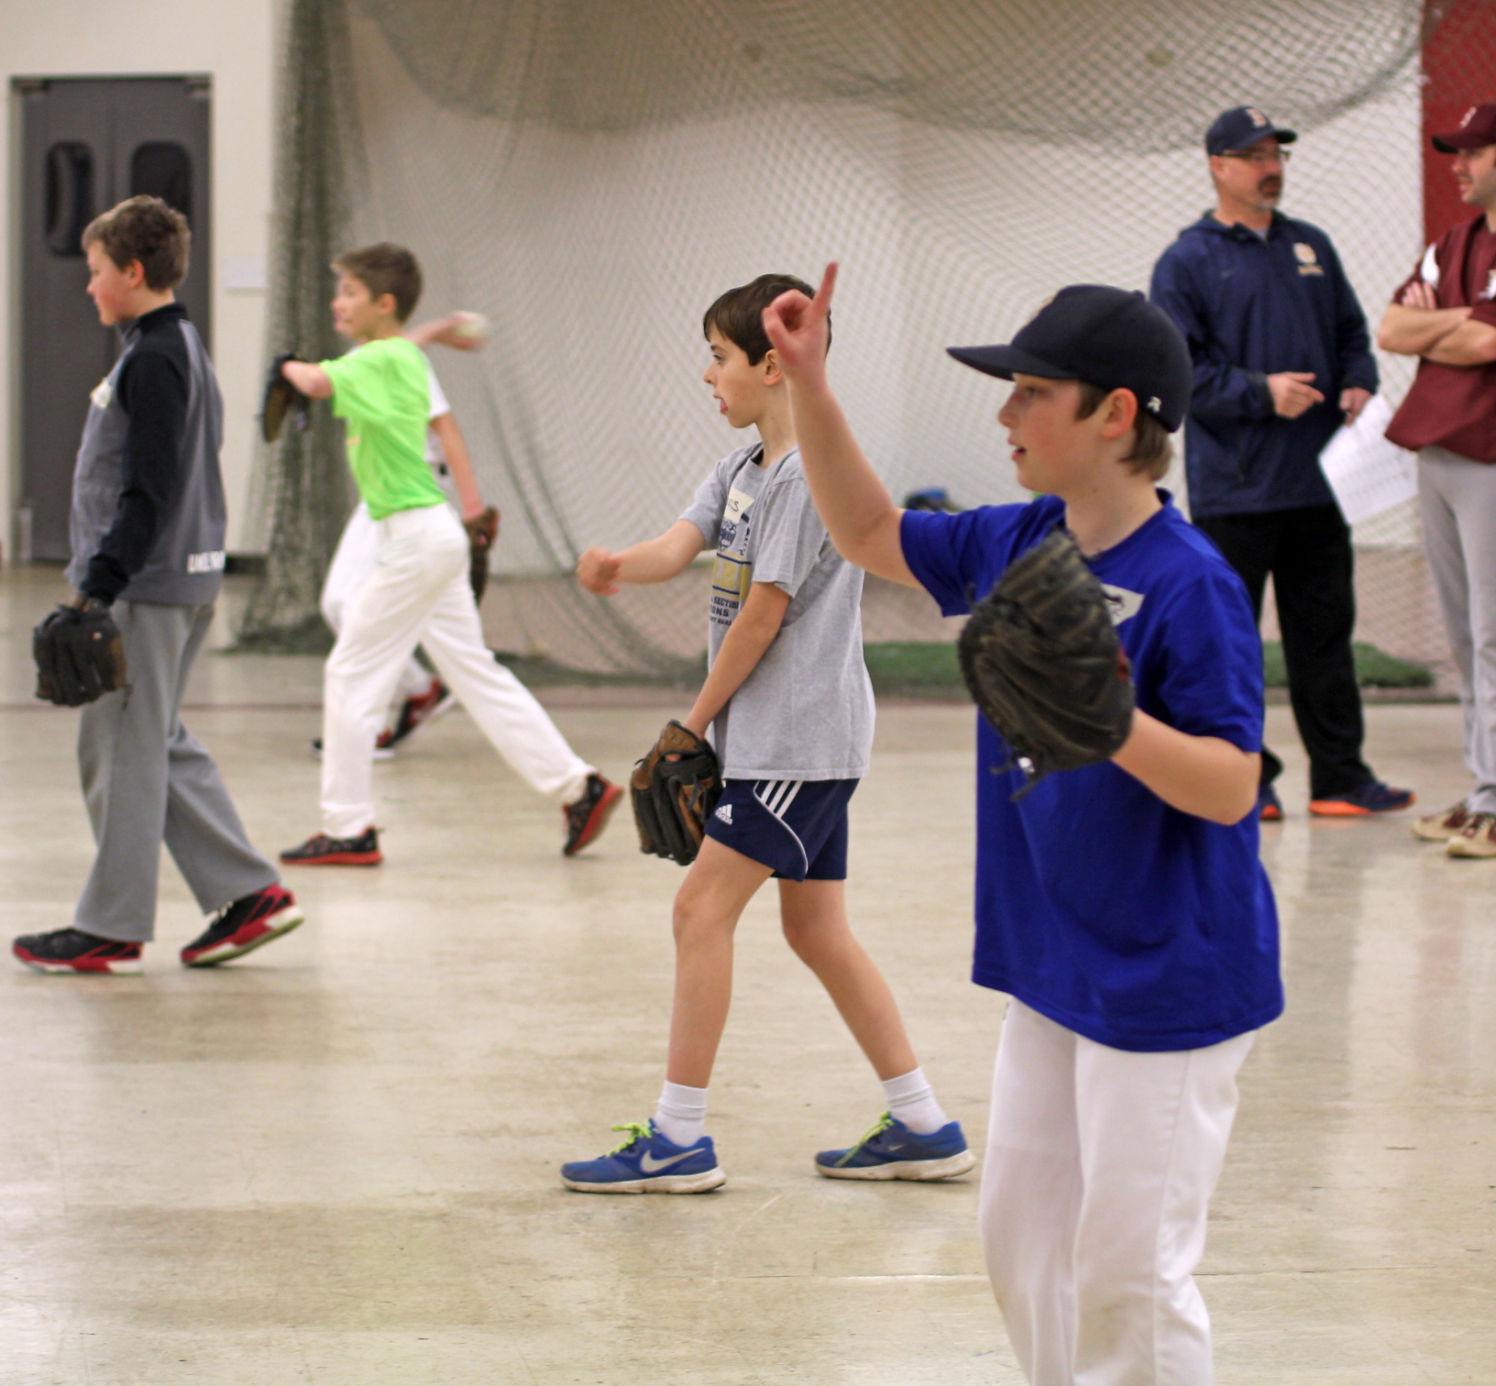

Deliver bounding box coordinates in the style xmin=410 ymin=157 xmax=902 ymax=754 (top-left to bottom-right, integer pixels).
xmin=320 ymin=337 xmax=445 ymax=520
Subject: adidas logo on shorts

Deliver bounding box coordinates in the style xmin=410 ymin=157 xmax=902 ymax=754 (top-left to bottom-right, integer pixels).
xmin=715 ymin=803 xmax=733 ymax=825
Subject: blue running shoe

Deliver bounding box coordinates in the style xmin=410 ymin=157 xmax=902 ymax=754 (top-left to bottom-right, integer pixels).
xmin=561 ymin=1120 xmax=726 ymax=1194
xmin=815 ymin=1113 xmax=976 ymax=1181
xmin=1309 ymin=780 xmax=1415 ymax=817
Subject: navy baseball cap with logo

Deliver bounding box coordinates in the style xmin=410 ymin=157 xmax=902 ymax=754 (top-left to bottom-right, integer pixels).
xmin=946 ymin=286 xmax=1193 ymax=432
xmin=1205 ymin=105 xmax=1298 ymax=156
xmin=1432 ymin=103 xmax=1496 ymax=153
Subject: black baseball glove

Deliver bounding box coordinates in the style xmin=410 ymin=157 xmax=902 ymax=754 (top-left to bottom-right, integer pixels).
xmin=260 ymin=352 xmax=309 ymax=443
xmin=464 ymin=506 xmax=501 ymax=603
xmin=33 ymin=599 xmax=128 ymax=707
xmin=630 ymin=720 xmax=723 ymax=866
xmin=957 ymin=528 xmax=1134 ymax=798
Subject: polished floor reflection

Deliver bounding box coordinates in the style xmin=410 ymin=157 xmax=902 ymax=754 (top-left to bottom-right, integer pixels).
xmin=2 ymin=569 xmax=1491 ymax=1385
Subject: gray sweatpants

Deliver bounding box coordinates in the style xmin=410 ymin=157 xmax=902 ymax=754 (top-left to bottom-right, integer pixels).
xmin=1419 ymin=446 xmax=1496 ymax=814
xmin=74 ymin=600 xmax=278 ymax=943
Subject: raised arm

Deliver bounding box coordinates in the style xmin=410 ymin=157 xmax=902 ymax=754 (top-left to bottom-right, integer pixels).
xmin=407 ymin=311 xmax=488 ymax=352
xmin=576 ymin=520 xmax=706 ymax=594
xmin=761 ymin=264 xmax=918 ymax=588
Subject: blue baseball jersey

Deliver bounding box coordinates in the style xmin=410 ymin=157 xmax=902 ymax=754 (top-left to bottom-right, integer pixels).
xmin=902 ymin=493 xmax=1283 ymax=1052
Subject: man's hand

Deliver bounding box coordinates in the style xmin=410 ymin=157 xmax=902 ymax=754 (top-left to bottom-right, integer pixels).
xmin=1266 ymin=371 xmax=1324 ymax=419
xmin=1399 ymin=280 xmax=1439 ymax=310
xmin=576 ymin=547 xmax=623 ymax=596
xmin=762 ymin=261 xmax=836 ymax=388
xmin=1339 ymin=386 xmax=1373 ymax=424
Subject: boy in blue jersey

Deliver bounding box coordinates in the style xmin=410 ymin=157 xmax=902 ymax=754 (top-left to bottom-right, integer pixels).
xmin=764 ymin=268 xmax=1283 ymax=1385
xmin=560 ymin=274 xmax=970 ymax=1194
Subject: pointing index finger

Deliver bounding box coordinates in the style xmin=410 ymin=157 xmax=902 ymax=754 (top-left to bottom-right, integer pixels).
xmin=815 ymin=261 xmax=838 ymax=313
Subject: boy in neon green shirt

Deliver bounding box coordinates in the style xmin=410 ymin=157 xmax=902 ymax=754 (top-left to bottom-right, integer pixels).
xmin=276 ymin=243 xmax=619 ymax=864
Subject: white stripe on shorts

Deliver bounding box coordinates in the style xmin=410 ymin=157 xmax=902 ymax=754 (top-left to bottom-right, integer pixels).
xmin=753 ymin=779 xmax=808 ymax=876
xmin=757 ymin=779 xmax=804 ymax=817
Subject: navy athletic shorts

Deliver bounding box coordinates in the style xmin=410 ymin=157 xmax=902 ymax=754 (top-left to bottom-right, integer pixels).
xmin=702 ymin=777 xmax=857 ymax=881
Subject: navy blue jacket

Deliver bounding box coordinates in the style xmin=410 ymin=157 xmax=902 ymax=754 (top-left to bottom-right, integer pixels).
xmin=1150 ymin=211 xmax=1378 ymax=518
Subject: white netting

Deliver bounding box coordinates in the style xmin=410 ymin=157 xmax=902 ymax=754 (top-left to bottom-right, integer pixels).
xmin=244 ymin=0 xmax=1464 ymax=683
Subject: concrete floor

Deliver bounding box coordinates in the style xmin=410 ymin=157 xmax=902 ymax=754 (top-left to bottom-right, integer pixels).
xmin=1 ymin=567 xmax=1492 ymax=1385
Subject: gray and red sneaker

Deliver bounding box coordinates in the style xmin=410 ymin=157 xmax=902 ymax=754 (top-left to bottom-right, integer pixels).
xmin=13 ymin=928 xmax=143 ymax=976
xmin=562 ymin=774 xmax=622 ymax=856
xmin=384 ymin=678 xmax=457 ymax=748
xmin=280 ymin=827 xmax=383 ymax=866
xmin=180 ymin=883 xmax=305 ymax=967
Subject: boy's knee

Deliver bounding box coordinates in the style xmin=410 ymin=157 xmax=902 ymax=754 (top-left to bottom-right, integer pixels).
xmin=779 ymin=914 xmax=810 ymax=956
xmin=671 ymin=892 xmax=717 ymax=945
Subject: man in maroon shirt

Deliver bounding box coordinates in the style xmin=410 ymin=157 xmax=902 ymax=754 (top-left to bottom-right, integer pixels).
xmin=1379 ymin=103 xmax=1496 ymax=857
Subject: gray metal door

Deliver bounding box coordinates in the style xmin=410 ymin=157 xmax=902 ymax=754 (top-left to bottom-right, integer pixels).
xmin=18 ymin=76 xmax=211 ymax=561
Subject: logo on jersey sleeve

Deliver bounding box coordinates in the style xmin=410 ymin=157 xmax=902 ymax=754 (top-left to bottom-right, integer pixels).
xmin=717 ymin=485 xmax=753 ymax=552
xmin=90 ymin=378 xmax=113 ymax=411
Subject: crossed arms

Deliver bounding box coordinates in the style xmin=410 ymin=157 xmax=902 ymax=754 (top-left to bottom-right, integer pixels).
xmin=1378 ymin=280 xmax=1496 ymax=366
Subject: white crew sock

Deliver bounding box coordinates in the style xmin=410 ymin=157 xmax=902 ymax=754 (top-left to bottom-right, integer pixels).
xmin=882 ymin=1067 xmax=948 ymax=1135
xmin=654 ymin=1080 xmax=708 ymax=1147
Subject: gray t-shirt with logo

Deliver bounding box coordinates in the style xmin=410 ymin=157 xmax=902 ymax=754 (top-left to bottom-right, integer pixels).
xmin=680 ymin=443 xmax=874 ymax=780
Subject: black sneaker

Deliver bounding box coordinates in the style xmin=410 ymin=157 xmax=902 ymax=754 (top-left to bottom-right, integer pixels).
xmin=180 ymin=883 xmax=305 ymax=967
xmin=13 ymin=927 xmax=143 ymax=976
xmin=280 ymin=827 xmax=383 ymax=866
xmin=562 ymin=774 xmax=622 ymax=856
xmin=384 ymin=678 xmax=457 ymax=748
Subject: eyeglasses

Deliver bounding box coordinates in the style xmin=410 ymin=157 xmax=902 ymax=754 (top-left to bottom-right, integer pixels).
xmin=1221 ymin=147 xmax=1291 ymax=166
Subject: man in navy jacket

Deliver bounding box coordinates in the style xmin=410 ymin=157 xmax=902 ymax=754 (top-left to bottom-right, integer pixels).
xmin=1151 ymin=105 xmax=1413 ymax=820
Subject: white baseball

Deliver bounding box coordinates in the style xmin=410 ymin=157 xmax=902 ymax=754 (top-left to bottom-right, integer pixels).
xmin=451 ymin=311 xmax=489 ymax=342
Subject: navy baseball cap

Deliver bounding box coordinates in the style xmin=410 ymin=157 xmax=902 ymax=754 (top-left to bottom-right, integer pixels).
xmin=1432 ymin=103 xmax=1496 ymax=153
xmin=1205 ymin=105 xmax=1297 ymax=156
xmin=946 ymin=286 xmax=1193 ymax=432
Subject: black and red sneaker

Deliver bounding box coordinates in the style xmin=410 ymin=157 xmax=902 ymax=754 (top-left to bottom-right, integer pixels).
xmin=180 ymin=883 xmax=305 ymax=967
xmin=562 ymin=774 xmax=623 ymax=856
xmin=13 ymin=928 xmax=143 ymax=976
xmin=280 ymin=827 xmax=383 ymax=866
xmin=384 ymin=678 xmax=457 ymax=748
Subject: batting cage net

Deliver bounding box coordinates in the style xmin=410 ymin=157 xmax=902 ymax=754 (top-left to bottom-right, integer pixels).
xmin=240 ymin=0 xmax=1493 ymax=690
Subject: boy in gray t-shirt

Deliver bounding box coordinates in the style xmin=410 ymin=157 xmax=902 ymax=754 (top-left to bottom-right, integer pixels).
xmin=561 ymin=274 xmax=971 ymax=1193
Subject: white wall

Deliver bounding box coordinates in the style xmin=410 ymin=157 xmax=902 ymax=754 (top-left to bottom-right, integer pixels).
xmin=2 ymin=0 xmax=282 ymax=560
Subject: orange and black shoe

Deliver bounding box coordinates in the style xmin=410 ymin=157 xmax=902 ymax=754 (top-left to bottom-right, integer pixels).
xmin=1308 ymin=781 xmax=1414 ymax=818
xmin=1258 ymin=784 xmax=1284 ymax=822
xmin=563 ymin=774 xmax=622 ymax=856
xmin=280 ymin=827 xmax=383 ymax=866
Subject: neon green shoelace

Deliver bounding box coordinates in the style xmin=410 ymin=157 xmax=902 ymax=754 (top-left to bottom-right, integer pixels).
xmin=608 ymin=1122 xmax=654 ymax=1153
xmin=836 ymin=1111 xmax=895 ymax=1165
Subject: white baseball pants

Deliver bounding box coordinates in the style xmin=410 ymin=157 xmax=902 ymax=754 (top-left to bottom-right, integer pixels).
xmin=322 ymin=501 xmax=434 ymax=709
xmin=320 ymin=502 xmax=592 ymax=837
xmin=980 ymin=1000 xmax=1254 ymax=1386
